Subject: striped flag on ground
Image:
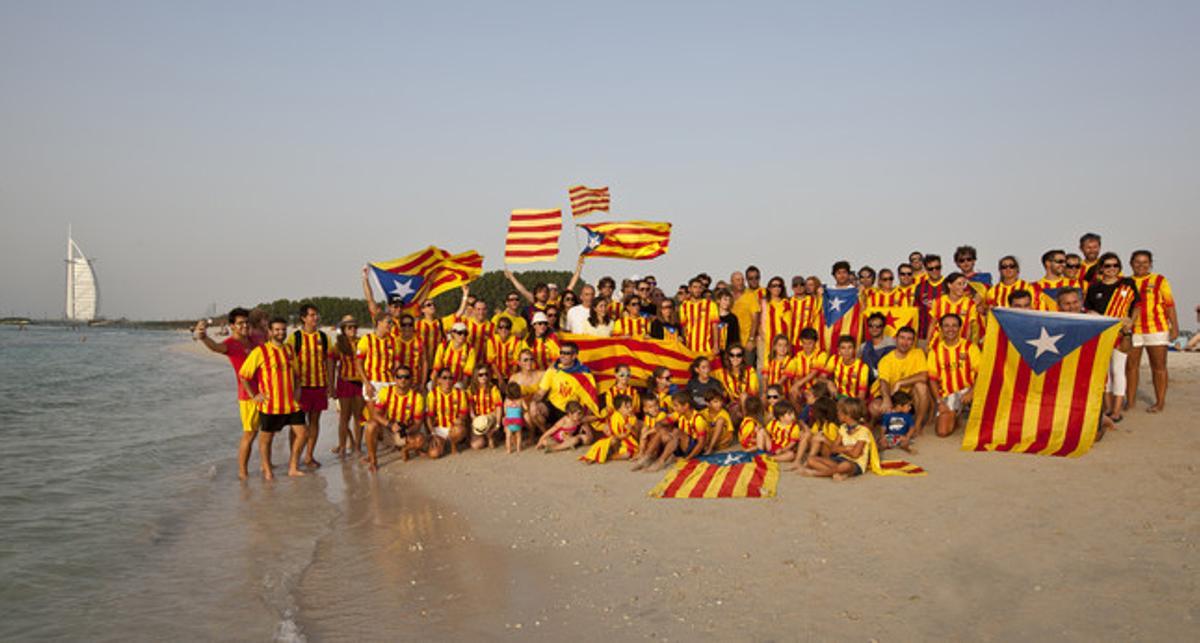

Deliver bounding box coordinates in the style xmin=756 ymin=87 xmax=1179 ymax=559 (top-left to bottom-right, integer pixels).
xmin=650 ymin=451 xmax=779 ymax=498
xmin=568 ymin=185 xmax=610 ymax=217
xmin=504 ymin=209 xmax=562 ymax=264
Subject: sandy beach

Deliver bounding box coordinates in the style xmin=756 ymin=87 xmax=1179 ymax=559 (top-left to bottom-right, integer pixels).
xmin=174 ymin=338 xmax=1199 ymax=640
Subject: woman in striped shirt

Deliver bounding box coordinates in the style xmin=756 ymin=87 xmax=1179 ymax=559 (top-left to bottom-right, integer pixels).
xmin=1084 ymin=252 xmax=1140 ymax=423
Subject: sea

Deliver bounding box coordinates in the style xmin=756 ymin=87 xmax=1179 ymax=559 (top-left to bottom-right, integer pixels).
xmin=0 ymin=326 xmax=509 ymax=642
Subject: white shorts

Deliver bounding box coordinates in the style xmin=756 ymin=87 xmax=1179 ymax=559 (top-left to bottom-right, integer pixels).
xmin=433 ymin=426 xmax=451 ymax=439
xmin=1132 ymin=331 xmax=1170 ymax=347
xmin=1106 ymin=350 xmax=1128 ymax=394
xmin=363 ymin=380 xmax=391 ymax=402
xmin=941 ymin=388 xmax=971 ymax=413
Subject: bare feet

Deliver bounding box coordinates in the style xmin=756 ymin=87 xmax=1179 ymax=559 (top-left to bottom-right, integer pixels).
xmin=367 ymin=462 xmax=378 ymax=473
xmin=796 ymin=467 xmax=816 ymax=477
xmin=631 ymin=459 xmax=647 ymax=471
xmin=1147 ymin=404 xmax=1163 ymax=414
xmin=305 ymin=458 xmax=322 ymax=468
xmin=288 ymin=468 xmax=307 ymax=477
xmin=238 ymin=469 xmax=249 ymax=481
xmin=263 ymin=469 xmax=275 ymax=481
xmin=832 ymin=473 xmax=849 ymax=482
xmin=331 ymin=446 xmax=343 ymax=455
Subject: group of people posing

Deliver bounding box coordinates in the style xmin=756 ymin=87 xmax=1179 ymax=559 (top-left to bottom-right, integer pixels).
xmin=197 ymin=232 xmax=1180 ymax=481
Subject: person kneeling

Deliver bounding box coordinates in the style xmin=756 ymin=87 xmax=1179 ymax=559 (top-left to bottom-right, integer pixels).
xmin=363 ymin=365 xmax=425 ymax=472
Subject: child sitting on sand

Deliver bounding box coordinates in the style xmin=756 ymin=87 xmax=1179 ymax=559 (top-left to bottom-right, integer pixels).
xmin=800 ymin=398 xmax=873 ymax=481
xmin=633 ymin=392 xmax=707 ymax=471
xmin=878 ymin=391 xmax=917 ymax=454
xmin=537 ymin=401 xmax=586 ymax=452
xmin=502 ymin=383 xmax=526 ymax=454
xmin=639 ymin=396 xmax=670 ymax=446
xmin=738 ymin=396 xmax=766 ymax=450
xmin=581 ymin=394 xmax=640 ymax=464
xmin=759 ymin=400 xmax=804 ymax=464
xmin=701 ymin=389 xmax=734 ymax=454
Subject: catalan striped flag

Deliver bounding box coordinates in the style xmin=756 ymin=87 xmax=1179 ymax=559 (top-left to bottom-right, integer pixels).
xmin=504 ymin=209 xmax=562 ymax=264
xmin=564 ymin=333 xmax=699 ymax=392
xmin=864 ymin=305 xmax=919 ymax=338
xmin=865 ymin=436 xmax=926 ymax=476
xmin=579 ymin=221 xmax=671 ymax=260
xmin=963 ymin=308 xmax=1122 ymax=458
xmin=819 ymin=286 xmax=863 ymax=353
xmin=370 ymin=246 xmax=483 ymax=305
xmin=649 ymin=450 xmax=779 ymax=498
xmin=568 ymin=185 xmax=610 ymax=217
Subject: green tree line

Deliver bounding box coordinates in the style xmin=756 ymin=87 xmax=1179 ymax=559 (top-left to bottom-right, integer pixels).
xmin=255 ymin=269 xmax=581 ymax=323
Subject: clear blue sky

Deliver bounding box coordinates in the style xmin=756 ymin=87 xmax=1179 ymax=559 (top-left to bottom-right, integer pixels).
xmin=1 ymin=1 xmax=1197 ymax=321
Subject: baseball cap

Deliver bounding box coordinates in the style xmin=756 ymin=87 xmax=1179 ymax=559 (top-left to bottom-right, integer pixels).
xmin=531 ymin=312 xmax=549 ymax=324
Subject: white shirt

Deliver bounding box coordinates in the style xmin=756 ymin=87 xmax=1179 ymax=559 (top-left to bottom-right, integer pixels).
xmin=565 ymin=305 xmax=590 ymax=333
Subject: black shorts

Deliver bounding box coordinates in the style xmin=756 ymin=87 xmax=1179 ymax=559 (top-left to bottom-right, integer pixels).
xmin=831 ymin=454 xmax=863 ymax=476
xmin=261 ymin=412 xmax=306 ymax=433
xmin=545 ymin=402 xmax=566 ymax=428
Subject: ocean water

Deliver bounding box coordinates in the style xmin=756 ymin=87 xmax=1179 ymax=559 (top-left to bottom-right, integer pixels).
xmin=0 ymin=327 xmax=345 ymax=641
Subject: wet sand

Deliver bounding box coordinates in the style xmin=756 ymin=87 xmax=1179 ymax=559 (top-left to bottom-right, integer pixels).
xmin=180 ymin=339 xmax=1199 ymax=640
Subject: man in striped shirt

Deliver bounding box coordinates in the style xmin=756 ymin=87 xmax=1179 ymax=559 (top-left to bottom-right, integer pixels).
xmin=289 ymin=304 xmax=332 ymax=469
xmin=239 ymin=317 xmax=308 ymax=479
xmin=927 ymin=313 xmax=980 ymax=438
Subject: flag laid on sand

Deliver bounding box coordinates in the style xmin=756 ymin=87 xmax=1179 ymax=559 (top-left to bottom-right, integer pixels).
xmin=963 ymin=308 xmax=1121 ymax=458
xmin=819 ymin=286 xmax=863 ymax=353
xmin=370 ymin=246 xmax=483 ymax=305
xmin=568 ymin=185 xmax=610 ymax=217
xmin=504 ymin=209 xmax=562 ymax=264
xmin=579 ymin=221 xmax=671 ymax=260
xmin=649 ymin=451 xmax=779 ymax=498
xmin=864 ymin=305 xmax=918 ymax=338
xmin=563 ymin=334 xmax=699 ymax=392
xmin=865 ymin=436 xmax=926 ymax=476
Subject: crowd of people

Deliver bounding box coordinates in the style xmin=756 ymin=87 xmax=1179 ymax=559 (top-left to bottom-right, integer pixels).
xmin=195 ymin=232 xmax=1181 ymax=481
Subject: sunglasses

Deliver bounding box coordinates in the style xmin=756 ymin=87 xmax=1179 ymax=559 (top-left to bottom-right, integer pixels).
xmin=729 ymin=352 xmax=744 ymax=358
xmin=1066 ymin=263 xmax=1081 ymax=269
xmin=767 ymin=394 xmax=780 ymax=400
xmin=399 ymin=322 xmax=413 ymax=328
xmin=868 ymin=323 xmax=884 ymax=329
xmin=395 ymin=373 xmax=411 ymax=379
xmin=898 ymin=271 xmax=913 ymax=276
xmin=768 ymin=283 xmax=783 ymax=289
xmin=879 ymin=276 xmax=894 ymax=282
xmin=452 ymin=330 xmax=467 ymax=335
xmin=1102 ymin=262 xmax=1120 ymax=268
xmin=1052 ymin=259 xmax=1065 ymax=264
xmin=534 ymin=321 xmax=548 ymax=326
xmin=927 ymin=264 xmax=942 ymax=270
xmin=439 ymin=375 xmax=452 ymax=380
xmin=560 ymin=351 xmax=577 ymax=357
xmin=344 ymin=324 xmax=358 ymax=329
xmin=498 ymin=325 xmax=511 ymax=330
xmin=999 ymin=263 xmax=1017 ymax=269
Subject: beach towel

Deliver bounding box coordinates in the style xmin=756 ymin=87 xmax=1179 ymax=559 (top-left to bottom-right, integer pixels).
xmin=649 ymin=450 xmax=778 ymax=498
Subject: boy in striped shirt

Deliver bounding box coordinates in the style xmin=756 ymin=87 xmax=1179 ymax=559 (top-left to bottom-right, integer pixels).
xmin=239 ymin=317 xmax=308 ymax=479
xmin=288 ymin=304 xmax=333 ymax=469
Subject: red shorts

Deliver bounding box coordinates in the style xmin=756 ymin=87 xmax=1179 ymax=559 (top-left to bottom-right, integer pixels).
xmin=335 ymin=379 xmax=362 ymax=399
xmin=299 ymin=387 xmax=329 ymax=413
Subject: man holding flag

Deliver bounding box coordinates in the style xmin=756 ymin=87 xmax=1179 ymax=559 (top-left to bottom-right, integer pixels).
xmin=534 ymin=341 xmax=600 ymax=441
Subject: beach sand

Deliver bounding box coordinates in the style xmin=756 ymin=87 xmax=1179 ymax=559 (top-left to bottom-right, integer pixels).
xmin=182 ymin=338 xmax=1199 ymax=640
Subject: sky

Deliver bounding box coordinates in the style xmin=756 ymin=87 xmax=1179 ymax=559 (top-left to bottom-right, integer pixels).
xmin=1 ymin=1 xmax=1197 ymax=321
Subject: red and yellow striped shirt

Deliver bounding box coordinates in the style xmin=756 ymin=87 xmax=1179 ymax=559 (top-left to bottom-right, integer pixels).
xmin=679 ymin=298 xmax=720 ymax=354
xmin=415 ymin=318 xmax=443 ymax=358
xmin=763 ymin=354 xmax=793 ymax=388
xmin=823 ymin=355 xmax=870 ymax=398
xmin=787 ymin=349 xmax=829 ymax=392
xmin=376 ymin=386 xmax=424 ymax=424
xmin=785 ymin=296 xmax=819 ymax=347
xmin=738 ymin=417 xmax=761 ymax=449
xmin=431 ymin=342 xmax=476 ymax=382
xmin=332 ymin=348 xmax=359 ymax=383
xmin=485 ymin=335 xmax=522 ymax=379
xmin=239 ymin=342 xmax=300 ymax=415
xmin=468 ymin=385 xmax=502 ymax=417
xmin=355 ymin=334 xmax=396 ymax=383
xmin=1132 ymin=273 xmax=1174 ymax=334
xmin=716 ymin=366 xmax=760 ymax=400
xmin=987 ymin=279 xmax=1036 ymax=309
xmin=289 ymin=330 xmax=330 ymax=388
xmin=612 ymin=315 xmax=649 ymax=338
xmin=676 ymin=412 xmax=709 ymax=442
xmin=426 ymin=387 xmax=469 ymax=427
xmin=764 ymin=419 xmax=800 ymax=452
xmin=863 ymin=288 xmax=908 ymax=308
xmin=927 ymin=339 xmax=980 ymax=397
xmin=393 ymin=336 xmax=423 ymax=373
xmin=523 ymin=336 xmax=560 ymax=370
xmin=761 ymin=299 xmax=793 ymax=346
xmin=442 ymin=315 xmax=492 ymax=356
xmin=929 ymin=294 xmax=982 ymax=344
xmin=601 ymin=384 xmax=643 ymax=418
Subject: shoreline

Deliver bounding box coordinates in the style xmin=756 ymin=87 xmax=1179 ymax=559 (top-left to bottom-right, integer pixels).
xmin=171 ymin=338 xmax=1200 ymax=639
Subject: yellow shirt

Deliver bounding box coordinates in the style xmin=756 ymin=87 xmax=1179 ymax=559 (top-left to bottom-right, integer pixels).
xmin=491 ymin=311 xmax=528 ymax=339
xmin=731 ymin=289 xmax=761 ymax=346
xmin=876 ymin=348 xmax=928 ymax=393
xmin=838 ymin=424 xmax=873 ymax=472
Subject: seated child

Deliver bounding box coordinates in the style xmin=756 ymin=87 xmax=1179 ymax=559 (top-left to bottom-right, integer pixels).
xmin=502 ymin=382 xmax=526 ymax=454
xmin=638 ymin=396 xmax=670 ymax=445
xmin=536 ymin=401 xmax=586 ymax=452
xmin=738 ymin=397 xmax=766 ymax=450
xmin=758 ymin=400 xmax=804 ymax=464
xmin=764 ymin=384 xmax=784 ymax=417
xmin=878 ymin=390 xmax=917 ymax=454
xmin=701 ymin=388 xmax=734 ymax=454
xmin=800 ymin=397 xmax=873 ymax=481
xmin=633 ymin=392 xmax=706 ymax=471
xmin=581 ymin=394 xmax=640 ymax=464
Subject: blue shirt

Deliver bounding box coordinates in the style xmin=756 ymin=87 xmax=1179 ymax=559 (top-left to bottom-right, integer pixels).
xmin=881 ymin=412 xmax=914 ymax=438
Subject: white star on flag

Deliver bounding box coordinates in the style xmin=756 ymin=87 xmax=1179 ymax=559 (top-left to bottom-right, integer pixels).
xmin=828 ymin=297 xmax=845 ymax=312
xmin=389 ymin=277 xmax=415 ymax=300
xmin=1026 ymin=326 xmax=1064 ymax=359
xmin=585 ymin=231 xmax=603 ymax=249
xmin=719 ymin=454 xmax=740 ymax=466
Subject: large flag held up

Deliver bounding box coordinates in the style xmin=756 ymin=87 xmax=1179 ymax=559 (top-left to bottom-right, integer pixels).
xmin=963 ymin=308 xmax=1122 ymax=458
xmin=568 ymin=185 xmax=611 ymax=218
xmin=819 ymin=286 xmax=863 ymax=353
xmin=564 ymin=334 xmax=698 ymax=392
xmin=649 ymin=450 xmax=779 ymax=498
xmin=504 ymin=209 xmax=562 ymax=264
xmin=864 ymin=305 xmax=918 ymax=338
xmin=370 ymin=246 xmax=483 ymax=305
xmin=579 ymin=221 xmax=671 ymax=260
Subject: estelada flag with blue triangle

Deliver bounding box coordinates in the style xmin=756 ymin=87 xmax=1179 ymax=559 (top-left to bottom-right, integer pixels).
xmin=963 ymin=308 xmax=1122 ymax=458
xmin=369 ymin=246 xmax=483 ymax=306
xmin=818 ymin=285 xmax=863 ymax=353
